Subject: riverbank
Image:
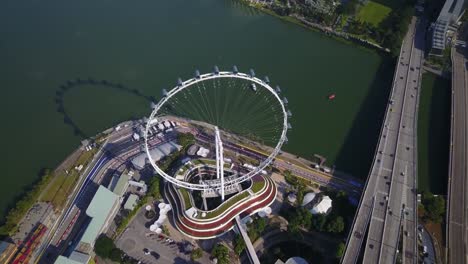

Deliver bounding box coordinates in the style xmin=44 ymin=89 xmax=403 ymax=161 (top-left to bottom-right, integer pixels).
xmin=241 ymin=0 xmax=389 ymax=54
xmin=0 ymin=0 xmax=391 ymax=223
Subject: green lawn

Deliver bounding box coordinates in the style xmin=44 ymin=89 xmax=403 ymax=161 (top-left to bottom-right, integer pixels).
xmin=251 ymin=180 xmax=266 ymax=193
xmin=356 ymin=1 xmax=392 ymax=26
xmin=417 ymin=74 xmax=450 ymax=194
xmin=40 ymin=149 xmax=96 ymax=209
xmin=41 ymin=171 xmax=79 ymax=208
xmin=179 ymin=188 xmax=192 ymax=210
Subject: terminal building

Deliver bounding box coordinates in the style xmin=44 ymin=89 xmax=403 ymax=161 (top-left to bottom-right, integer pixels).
xmin=55 ymin=186 xmax=119 ymax=264
xmin=430 ymin=0 xmax=466 ymax=55
xmin=131 ymin=141 xmax=181 ymax=169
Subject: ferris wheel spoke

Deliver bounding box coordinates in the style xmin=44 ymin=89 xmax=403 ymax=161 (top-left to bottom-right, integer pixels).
xmin=145 ymin=70 xmax=289 ymax=191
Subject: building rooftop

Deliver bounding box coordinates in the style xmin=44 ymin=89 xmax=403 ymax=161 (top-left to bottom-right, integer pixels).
xmin=301 ymin=192 xmax=317 ymax=207
xmin=54 ymin=256 xmax=84 ymax=264
xmin=108 ymin=172 xmax=130 ymax=196
xmin=80 ymin=186 xmax=118 ymax=247
xmin=132 ymin=141 xmax=181 ymax=168
xmin=310 ymin=195 xmax=332 ymax=215
xmin=0 ymin=241 xmax=16 ymax=263
xmin=124 ymin=194 xmax=140 ymax=211
xmin=69 ymin=250 xmax=91 ymax=263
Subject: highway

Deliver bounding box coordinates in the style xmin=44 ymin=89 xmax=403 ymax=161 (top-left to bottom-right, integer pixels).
xmin=447 ymin=42 xmax=468 ymax=264
xmin=196 ymin=133 xmax=363 ymax=196
xmin=342 ymin=17 xmax=422 ymax=264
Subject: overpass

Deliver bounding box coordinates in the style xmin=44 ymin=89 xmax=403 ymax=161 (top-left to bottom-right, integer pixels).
xmin=446 ymin=40 xmax=468 ymax=264
xmin=342 ymin=17 xmax=422 ymax=264
xmin=235 ymin=215 xmax=261 ymax=264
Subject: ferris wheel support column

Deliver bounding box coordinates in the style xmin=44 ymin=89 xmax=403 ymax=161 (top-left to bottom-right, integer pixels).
xmin=215 ymin=126 xmax=225 ymax=201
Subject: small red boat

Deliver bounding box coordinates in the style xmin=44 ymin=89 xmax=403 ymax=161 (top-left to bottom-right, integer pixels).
xmin=328 ymin=93 xmax=336 ymax=100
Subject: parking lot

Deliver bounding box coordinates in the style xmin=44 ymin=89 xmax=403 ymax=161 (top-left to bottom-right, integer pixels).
xmin=115 ymin=205 xmax=193 ymax=264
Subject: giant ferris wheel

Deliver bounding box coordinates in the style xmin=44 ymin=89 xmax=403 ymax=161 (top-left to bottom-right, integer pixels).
xmin=144 ymin=66 xmax=291 ymax=200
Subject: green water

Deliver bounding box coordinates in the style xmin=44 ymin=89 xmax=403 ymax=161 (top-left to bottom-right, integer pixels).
xmin=0 ymin=0 xmax=392 ymax=220
xmin=417 ymin=73 xmax=450 ymax=194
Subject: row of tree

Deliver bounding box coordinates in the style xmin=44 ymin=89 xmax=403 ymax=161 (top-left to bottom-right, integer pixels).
xmin=0 ymin=169 xmax=53 ymax=237
xmin=419 ymin=191 xmax=445 ymax=223
xmin=285 ymin=207 xmax=345 ymax=234
xmin=94 ymin=235 xmax=127 ymax=263
xmin=211 ymin=243 xmax=230 ymax=264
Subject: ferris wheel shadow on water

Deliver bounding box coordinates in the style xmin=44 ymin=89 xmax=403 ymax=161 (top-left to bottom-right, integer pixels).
xmin=54 ymin=77 xmax=155 ymax=139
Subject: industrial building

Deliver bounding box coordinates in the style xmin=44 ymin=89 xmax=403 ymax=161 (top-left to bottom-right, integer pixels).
xmin=108 ymin=172 xmax=130 ymax=202
xmin=54 ymin=186 xmax=119 ymax=264
xmin=124 ymin=194 xmax=140 ymax=211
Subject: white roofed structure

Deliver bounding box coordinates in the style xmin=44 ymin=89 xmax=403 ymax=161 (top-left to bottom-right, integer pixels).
xmin=131 ymin=141 xmax=181 ymax=168
xmin=301 ymin=192 xmax=316 ymax=207
xmin=310 ymin=195 xmax=332 ymax=215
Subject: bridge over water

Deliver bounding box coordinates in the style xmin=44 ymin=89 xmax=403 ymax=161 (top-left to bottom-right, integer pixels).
xmin=341 ymin=17 xmax=423 ymax=264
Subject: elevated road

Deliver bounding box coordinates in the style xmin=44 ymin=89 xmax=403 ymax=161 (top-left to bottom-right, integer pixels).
xmin=342 ymin=17 xmax=422 ymax=264
xmin=447 ymin=42 xmax=468 ymax=264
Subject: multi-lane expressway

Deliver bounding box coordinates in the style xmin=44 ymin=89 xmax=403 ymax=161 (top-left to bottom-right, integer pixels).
xmin=446 ymin=41 xmax=468 ymax=264
xmin=342 ymin=17 xmax=422 ymax=264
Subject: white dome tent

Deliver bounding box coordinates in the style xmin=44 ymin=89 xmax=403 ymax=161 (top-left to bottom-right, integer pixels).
xmin=310 ymin=195 xmax=332 ymax=215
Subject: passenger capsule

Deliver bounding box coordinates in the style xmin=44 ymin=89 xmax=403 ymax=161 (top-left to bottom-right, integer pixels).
xmin=162 ymin=89 xmax=168 ymax=97
xmin=249 ymin=69 xmax=256 ymax=77
xmin=177 ymin=78 xmax=183 ymax=86
xmin=233 ymin=65 xmax=239 ymax=74
xmin=195 ymin=70 xmax=200 ymax=79
xmin=283 ymin=97 xmax=288 ymax=104
xmin=264 ymin=76 xmax=270 ymax=84
xmin=287 ymin=123 xmax=292 ymax=130
xmin=287 ymin=110 xmax=292 ymax=117
xmin=214 ymin=65 xmax=220 ymax=75
xmin=275 ymin=85 xmax=282 ymax=93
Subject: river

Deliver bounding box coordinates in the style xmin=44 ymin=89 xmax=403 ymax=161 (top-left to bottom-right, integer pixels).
xmin=0 ymin=0 xmax=393 ymax=219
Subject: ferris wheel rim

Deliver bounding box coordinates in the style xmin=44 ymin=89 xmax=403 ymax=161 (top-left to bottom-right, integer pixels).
xmin=144 ymin=70 xmax=288 ymax=190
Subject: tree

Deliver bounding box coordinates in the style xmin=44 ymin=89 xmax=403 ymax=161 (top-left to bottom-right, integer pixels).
xmin=326 ymin=216 xmax=345 ymax=233
xmin=211 ymin=243 xmax=230 ymax=264
xmin=109 ymin=247 xmax=124 ymax=262
xmin=335 ymin=242 xmax=345 ymax=258
xmin=288 ymin=207 xmax=313 ymax=233
xmin=255 ymin=217 xmax=267 ymax=234
xmin=422 ymin=192 xmax=445 ymax=223
xmin=343 ymin=0 xmax=358 ymax=15
xmin=311 ymin=213 xmax=327 ymax=231
xmin=94 ymin=235 xmax=115 ymax=259
xmin=0 ymin=169 xmax=53 ymax=236
xmin=148 ymin=176 xmax=161 ymax=199
xmin=191 ymin=248 xmax=203 ymax=260
xmin=234 ymin=235 xmax=246 ymax=255
xmin=177 ymin=133 xmax=195 ymax=148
